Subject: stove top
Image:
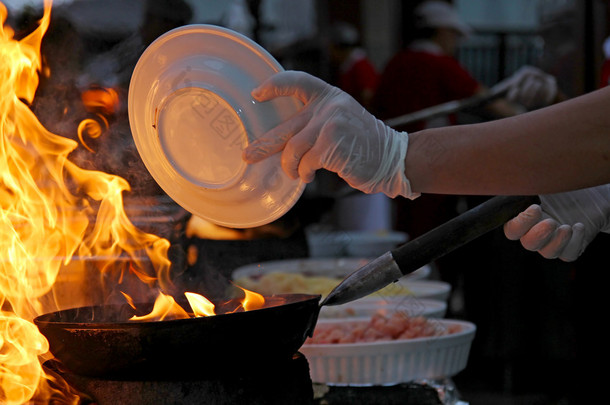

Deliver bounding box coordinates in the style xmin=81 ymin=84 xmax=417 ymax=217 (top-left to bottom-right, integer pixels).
xmin=45 ymin=352 xmax=314 ymax=405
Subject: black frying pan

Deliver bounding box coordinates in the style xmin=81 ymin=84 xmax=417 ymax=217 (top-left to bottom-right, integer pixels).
xmin=34 ymin=294 xmax=320 ymax=378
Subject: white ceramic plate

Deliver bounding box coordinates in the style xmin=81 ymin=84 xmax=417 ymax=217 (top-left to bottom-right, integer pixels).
xmin=231 ymin=258 xmax=441 ymax=300
xmin=129 ymin=24 xmax=305 ymax=228
xmin=301 ymin=318 xmax=476 ymax=386
xmin=305 ymin=229 xmax=408 ymax=258
xmin=397 ymin=279 xmax=452 ymax=302
xmin=231 ymin=257 xmax=431 ymax=281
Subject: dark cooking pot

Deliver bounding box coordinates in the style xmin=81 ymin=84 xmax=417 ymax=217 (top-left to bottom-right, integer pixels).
xmin=34 ymin=294 xmax=320 ymax=378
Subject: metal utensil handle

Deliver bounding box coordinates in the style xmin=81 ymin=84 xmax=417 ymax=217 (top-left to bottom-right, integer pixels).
xmin=391 ymin=195 xmax=540 ymax=276
xmin=384 ymin=82 xmax=510 ymax=128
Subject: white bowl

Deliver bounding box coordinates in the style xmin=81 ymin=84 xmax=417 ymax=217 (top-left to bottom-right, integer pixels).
xmin=319 ymin=297 xmax=447 ymax=319
xmin=344 ymin=231 xmax=408 ymax=257
xmin=231 ymin=258 xmax=433 ymax=298
xmin=305 ymin=231 xmax=351 ymax=258
xmin=129 ymin=24 xmax=305 ymax=228
xmin=301 ymin=318 xmax=476 ymax=386
xmin=396 ymin=280 xmax=452 ymax=302
xmin=357 ymin=279 xmax=451 ymax=302
xmin=232 ymin=257 xmax=430 ymax=282
xmin=231 ymin=258 xmax=444 ymax=300
xmin=306 ymin=230 xmax=408 ymax=258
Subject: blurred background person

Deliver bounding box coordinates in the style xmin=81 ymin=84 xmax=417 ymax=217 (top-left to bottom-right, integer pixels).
xmin=375 ymin=0 xmax=523 ymax=133
xmin=329 ymin=21 xmax=379 ymax=111
xmin=373 ymin=0 xmax=562 ymax=245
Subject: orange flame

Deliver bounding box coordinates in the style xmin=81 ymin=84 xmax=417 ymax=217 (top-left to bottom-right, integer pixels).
xmin=121 ymin=290 xmax=136 ymax=309
xmin=237 ymin=285 xmax=265 ymax=311
xmin=0 ymin=0 xmax=172 ymax=402
xmin=0 ymin=1 xmax=269 ymax=401
xmin=130 ymin=292 xmax=189 ymax=322
xmin=0 ymin=312 xmax=49 ymax=403
xmin=81 ymin=86 xmax=120 ymax=116
xmin=185 ymin=291 xmax=216 ymax=317
xmin=76 ymin=114 xmax=107 ymax=153
xmin=77 ymin=86 xmax=118 ymax=152
xmin=131 ymin=286 xmax=266 ymax=321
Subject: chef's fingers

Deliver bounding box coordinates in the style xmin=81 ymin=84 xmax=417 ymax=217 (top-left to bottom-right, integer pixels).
xmin=558 ymin=223 xmax=586 ymax=262
xmin=506 ymin=85 xmax=519 ymax=105
xmin=536 ymin=224 xmax=572 ymax=259
xmin=296 ymin=134 xmax=331 ymax=183
xmin=252 ymin=71 xmax=326 ymax=105
xmin=518 ymin=218 xmax=558 ymax=251
xmin=503 ymin=204 xmax=543 ymax=240
xmin=242 ymin=111 xmax=311 ymax=163
xmin=280 ymin=124 xmax=320 ymax=181
xmin=517 ymin=77 xmax=541 ymax=108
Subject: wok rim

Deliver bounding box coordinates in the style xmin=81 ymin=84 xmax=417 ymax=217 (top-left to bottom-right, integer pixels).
xmin=33 ymin=293 xmax=321 ymax=329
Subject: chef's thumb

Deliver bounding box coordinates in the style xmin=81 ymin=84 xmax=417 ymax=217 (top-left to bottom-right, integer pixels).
xmin=252 ymin=71 xmax=327 ymax=104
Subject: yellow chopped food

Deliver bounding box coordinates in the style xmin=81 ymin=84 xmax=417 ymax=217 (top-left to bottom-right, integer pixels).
xmin=234 ymin=272 xmax=411 ymax=298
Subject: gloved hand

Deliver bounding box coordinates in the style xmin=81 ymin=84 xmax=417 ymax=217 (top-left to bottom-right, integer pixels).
xmin=500 ymin=66 xmax=558 ymax=109
xmin=242 ymin=71 xmax=419 ymax=199
xmin=503 ymin=184 xmax=610 ymax=261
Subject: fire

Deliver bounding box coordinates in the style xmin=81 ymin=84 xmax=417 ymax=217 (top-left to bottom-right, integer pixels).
xmin=186 ymin=215 xmax=251 ymax=240
xmin=81 ymin=86 xmax=120 ymax=116
xmin=130 ymin=292 xmax=189 ymax=322
xmin=77 ymin=86 xmax=117 ymax=153
xmin=0 ymin=313 xmax=49 ymax=403
xmin=76 ymin=115 xmax=107 ymax=153
xmin=0 ymin=1 xmax=270 ymax=401
xmin=185 ymin=291 xmax=215 ymax=317
xmin=0 ymin=0 xmax=171 ymax=402
xmin=238 ymin=285 xmax=265 ymax=311
xmin=129 ymin=286 xmax=265 ymax=321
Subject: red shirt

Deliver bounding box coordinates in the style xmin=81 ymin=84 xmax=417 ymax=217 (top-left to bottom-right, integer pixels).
xmin=373 ymin=45 xmax=480 ymax=239
xmin=337 ymin=49 xmax=379 ymax=107
xmin=373 ymin=47 xmax=479 ymax=132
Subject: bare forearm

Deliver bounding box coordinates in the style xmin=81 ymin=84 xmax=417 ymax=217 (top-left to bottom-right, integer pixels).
xmin=406 ymin=87 xmax=610 ymax=195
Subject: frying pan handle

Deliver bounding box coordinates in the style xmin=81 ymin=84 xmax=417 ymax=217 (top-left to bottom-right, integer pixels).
xmin=391 ymin=195 xmax=540 ymax=276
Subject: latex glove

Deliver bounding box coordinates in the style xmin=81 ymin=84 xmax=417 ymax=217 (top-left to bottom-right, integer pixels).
xmin=501 ymin=66 xmax=558 ymax=109
xmin=242 ymin=71 xmax=419 ymax=199
xmin=503 ymin=184 xmax=610 ymax=261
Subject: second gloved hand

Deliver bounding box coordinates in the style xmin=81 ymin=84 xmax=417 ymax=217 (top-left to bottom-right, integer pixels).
xmin=500 ymin=65 xmax=558 ymax=109
xmin=503 ymin=184 xmax=610 ymax=261
xmin=242 ymin=71 xmax=419 ymax=199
